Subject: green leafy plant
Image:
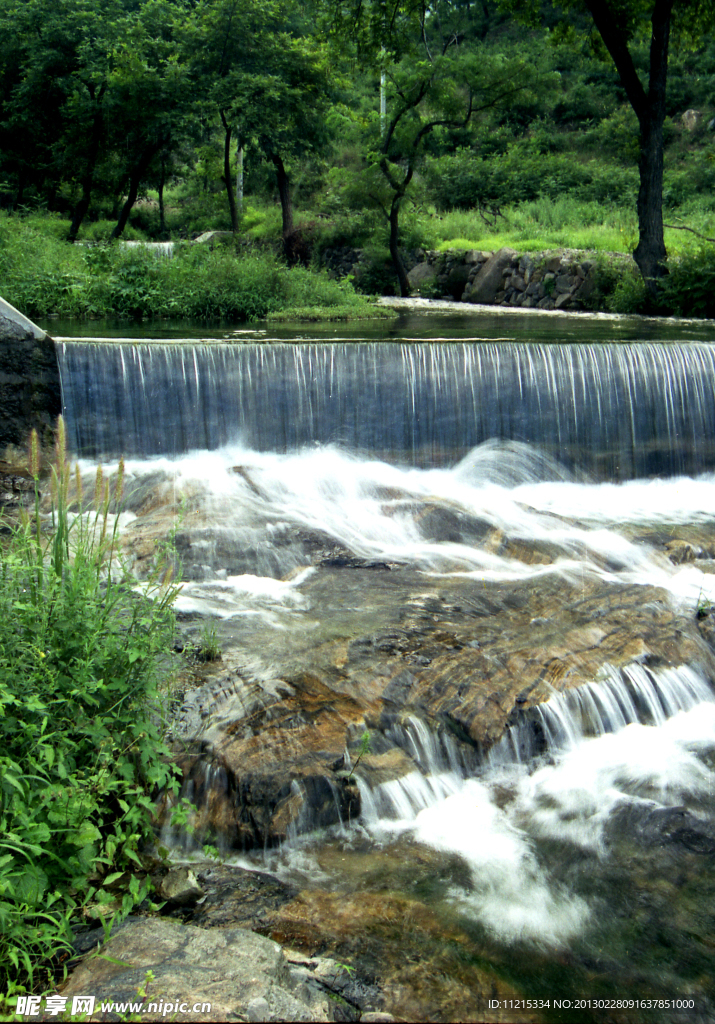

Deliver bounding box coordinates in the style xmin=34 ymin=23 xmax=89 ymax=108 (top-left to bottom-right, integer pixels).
xmin=0 ymin=419 xmax=182 ymax=993
xmin=196 ymin=622 xmax=221 ymax=663
xmin=347 ymin=730 xmax=371 ymax=780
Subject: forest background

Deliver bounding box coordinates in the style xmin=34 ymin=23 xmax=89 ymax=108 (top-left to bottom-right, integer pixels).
xmin=0 ymin=0 xmax=714 ymax=318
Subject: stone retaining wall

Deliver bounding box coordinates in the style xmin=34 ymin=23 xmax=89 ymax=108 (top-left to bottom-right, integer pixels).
xmin=323 ymin=245 xmax=633 ymax=310
xmin=410 ymin=246 xmax=610 ymax=310
xmin=0 ymin=297 xmax=61 ymax=454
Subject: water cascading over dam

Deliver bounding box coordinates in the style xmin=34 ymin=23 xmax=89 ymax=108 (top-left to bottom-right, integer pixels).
xmin=57 ymin=339 xmax=715 ymax=478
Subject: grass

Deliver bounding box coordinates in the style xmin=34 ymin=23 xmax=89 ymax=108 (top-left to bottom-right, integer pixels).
xmin=266 ymin=303 xmax=397 ymax=321
xmin=0 ymin=215 xmax=374 ymax=321
xmin=417 ymin=197 xmax=715 ymax=257
xmin=2 ymin=195 xmax=714 ymax=319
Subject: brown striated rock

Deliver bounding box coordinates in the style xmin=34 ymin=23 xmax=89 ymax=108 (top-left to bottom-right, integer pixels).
xmin=265 ymin=888 xmax=540 ymax=1023
xmin=166 ymin=549 xmax=715 ymax=848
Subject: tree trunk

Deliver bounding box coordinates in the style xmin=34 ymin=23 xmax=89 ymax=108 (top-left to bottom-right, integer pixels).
xmin=389 ymin=198 xmax=410 ymax=297
xmin=111 ymin=142 xmax=162 ymax=240
xmin=634 ymin=115 xmax=667 ymax=288
xmin=270 ymin=152 xmax=294 ymax=238
xmin=10 ymin=171 xmax=25 ymax=214
xmin=582 ymin=0 xmax=673 ymax=294
xmin=158 ymin=157 xmax=166 ymax=237
xmin=68 ymin=87 xmax=105 ymax=243
xmin=633 ymin=0 xmax=672 ymax=291
xmin=236 ymin=140 xmax=244 ymax=216
xmin=220 ymin=110 xmax=240 ymax=233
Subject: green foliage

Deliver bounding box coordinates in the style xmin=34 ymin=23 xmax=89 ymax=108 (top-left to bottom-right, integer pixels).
xmin=197 ymin=623 xmax=221 ymax=662
xmin=0 ymin=421 xmax=181 ymax=991
xmin=584 ymin=253 xmax=648 ymax=313
xmin=347 ymin=729 xmax=371 ymax=780
xmin=425 ymin=147 xmax=639 ymax=211
xmin=0 ymin=216 xmax=374 ymax=320
xmin=266 ymin=303 xmax=397 ymax=321
xmin=418 ymin=197 xmax=638 ymax=254
xmin=657 ymin=246 xmax=715 ymax=316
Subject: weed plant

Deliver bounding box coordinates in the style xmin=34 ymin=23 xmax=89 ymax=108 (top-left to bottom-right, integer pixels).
xmin=0 ymin=420 xmax=181 ymax=995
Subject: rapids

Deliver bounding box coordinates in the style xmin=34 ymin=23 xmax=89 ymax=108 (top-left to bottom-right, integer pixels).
xmin=52 ymin=310 xmax=715 ymax=1022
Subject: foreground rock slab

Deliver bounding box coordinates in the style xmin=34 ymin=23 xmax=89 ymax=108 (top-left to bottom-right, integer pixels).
xmin=61 ymin=917 xmax=341 ymax=1022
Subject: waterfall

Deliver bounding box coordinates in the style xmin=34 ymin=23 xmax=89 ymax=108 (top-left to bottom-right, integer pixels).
xmin=57 ymin=340 xmax=715 ymax=478
xmin=361 ymin=664 xmax=715 ymax=824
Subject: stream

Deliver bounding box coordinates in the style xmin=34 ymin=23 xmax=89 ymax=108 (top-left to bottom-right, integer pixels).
xmin=46 ymin=307 xmax=715 ymax=1023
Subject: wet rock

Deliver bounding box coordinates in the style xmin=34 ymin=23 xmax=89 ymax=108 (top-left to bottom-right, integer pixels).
xmin=167 ymin=864 xmax=299 ymax=933
xmin=264 ymin=888 xmax=534 ymax=1024
xmin=665 ymin=539 xmax=701 ymax=564
xmin=697 ymin=608 xmax=715 ymax=651
xmin=0 ymin=464 xmax=35 ymax=514
xmin=609 ymin=804 xmax=715 ymax=856
xmin=415 ymin=503 xmax=492 ymax=544
xmin=166 ymin=550 xmax=715 ymax=848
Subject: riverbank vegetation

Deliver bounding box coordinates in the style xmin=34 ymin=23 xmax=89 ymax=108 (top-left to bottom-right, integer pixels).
xmin=0 ymin=0 xmax=713 ymax=316
xmin=0 ymin=217 xmax=382 ymax=321
xmin=0 ymin=422 xmax=181 ymax=997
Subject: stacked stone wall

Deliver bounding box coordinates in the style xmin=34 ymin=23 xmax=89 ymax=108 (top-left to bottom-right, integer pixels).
xmin=322 ymin=244 xmax=635 ymax=310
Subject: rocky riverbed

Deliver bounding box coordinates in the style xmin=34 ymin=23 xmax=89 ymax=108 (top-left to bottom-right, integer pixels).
xmin=144 ymin=487 xmax=715 ymax=851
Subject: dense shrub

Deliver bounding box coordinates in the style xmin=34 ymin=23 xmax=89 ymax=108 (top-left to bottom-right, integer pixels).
xmin=0 ymin=423 xmax=180 ymax=993
xmin=657 ymin=246 xmax=715 ymax=317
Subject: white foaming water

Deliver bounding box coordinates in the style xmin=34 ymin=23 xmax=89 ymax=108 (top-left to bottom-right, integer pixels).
xmin=112 ymin=437 xmax=715 ymax=951
xmin=174 ymin=568 xmax=314 ymax=620
xmin=356 ymin=665 xmax=715 ymax=945
xmin=517 ymin=702 xmax=715 ymax=854
xmin=94 ymin=439 xmax=715 ymax=617
xmin=412 ymin=782 xmax=590 ymax=946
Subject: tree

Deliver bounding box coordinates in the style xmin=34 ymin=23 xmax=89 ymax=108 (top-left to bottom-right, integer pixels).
xmin=0 ymin=0 xmax=196 ymax=239
xmin=190 ymin=0 xmax=333 ymax=249
xmin=231 ymin=38 xmax=334 ymax=253
xmin=323 ymin=1 xmax=540 ymax=292
xmin=0 ymin=0 xmax=123 ymax=233
xmin=107 ymin=0 xmax=196 ymax=239
xmin=498 ymin=0 xmax=715 ymax=292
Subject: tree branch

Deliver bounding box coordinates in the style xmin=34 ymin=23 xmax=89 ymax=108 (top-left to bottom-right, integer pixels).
xmin=664 ymin=223 xmax=715 ymax=244
xmin=581 ymin=0 xmax=648 ymax=120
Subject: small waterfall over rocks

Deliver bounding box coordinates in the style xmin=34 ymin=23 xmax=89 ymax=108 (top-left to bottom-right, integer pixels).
xmin=356 ymin=663 xmax=715 ymax=825
xmin=58 ymin=339 xmax=715 ymax=478
xmin=487 ymin=662 xmax=715 ymax=768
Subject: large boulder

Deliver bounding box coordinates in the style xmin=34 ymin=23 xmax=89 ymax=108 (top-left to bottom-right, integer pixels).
xmin=406 ymin=260 xmax=437 ymax=295
xmin=0 ymin=297 xmax=60 ymax=452
xmin=462 ymin=247 xmax=517 ymax=304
